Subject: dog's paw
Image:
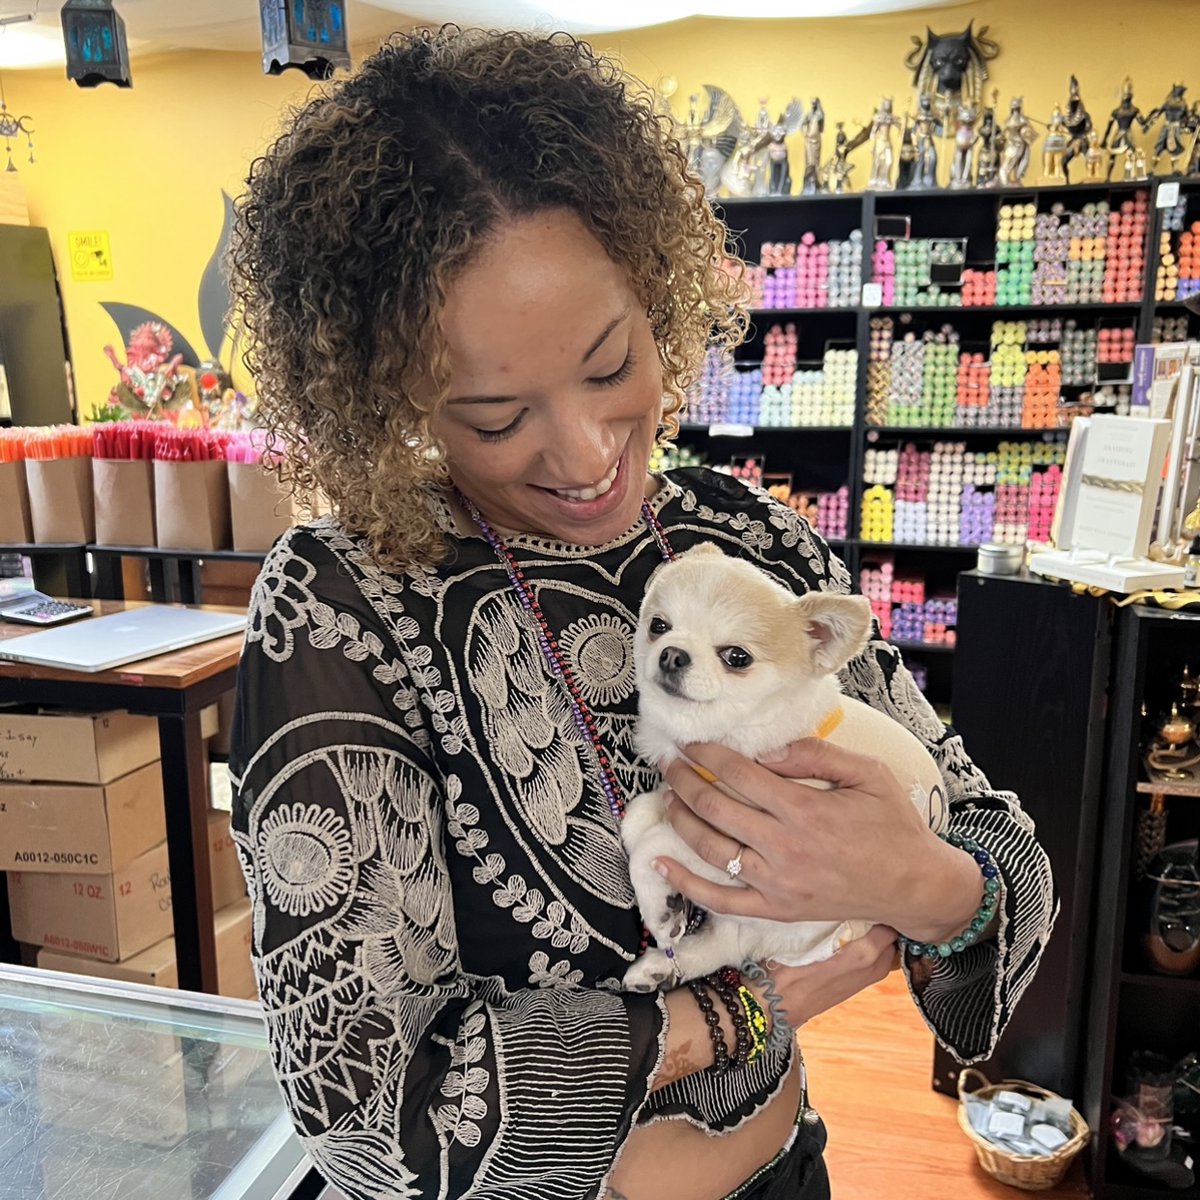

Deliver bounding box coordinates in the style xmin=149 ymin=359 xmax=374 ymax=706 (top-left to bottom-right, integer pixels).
xmin=647 ymin=892 xmax=689 ymax=947
xmin=623 ymin=949 xmax=677 ymax=993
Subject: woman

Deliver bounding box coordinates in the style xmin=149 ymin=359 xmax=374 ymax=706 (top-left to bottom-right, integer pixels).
xmin=228 ymin=28 xmax=1055 ymax=1200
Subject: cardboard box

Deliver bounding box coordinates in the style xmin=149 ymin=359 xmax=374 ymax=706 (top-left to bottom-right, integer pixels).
xmin=0 ymin=459 xmax=32 ymax=542
xmin=92 ymin=457 xmax=156 ymax=547
xmin=200 ymin=701 xmax=219 ymax=741
xmin=7 ymin=840 xmax=173 ymax=962
xmin=228 ymin=460 xmax=297 ymax=551
xmin=0 ymin=761 xmax=165 ymax=874
xmin=37 ymin=935 xmax=180 ymax=989
xmin=26 ymin=456 xmax=95 ymax=543
xmin=154 ymin=459 xmax=231 ymax=551
xmin=208 ymin=806 xmax=246 ymax=910
xmin=0 ymin=709 xmax=160 ymax=785
xmin=215 ymin=898 xmax=256 ymax=1000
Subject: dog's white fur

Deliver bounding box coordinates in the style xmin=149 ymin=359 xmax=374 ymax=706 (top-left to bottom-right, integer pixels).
xmin=622 ymin=543 xmax=947 ymax=993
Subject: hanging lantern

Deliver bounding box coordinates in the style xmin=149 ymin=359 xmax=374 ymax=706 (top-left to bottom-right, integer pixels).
xmin=260 ymin=0 xmax=350 ymax=80
xmin=60 ymin=0 xmax=132 ymax=89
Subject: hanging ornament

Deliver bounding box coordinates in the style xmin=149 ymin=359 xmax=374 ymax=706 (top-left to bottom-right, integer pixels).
xmin=0 ymin=68 xmax=35 ymax=172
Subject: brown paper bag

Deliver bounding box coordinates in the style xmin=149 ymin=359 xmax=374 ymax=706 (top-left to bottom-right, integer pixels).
xmin=0 ymin=460 xmax=33 ymax=543
xmin=154 ymin=460 xmax=232 ymax=551
xmin=26 ymin=457 xmax=95 ymax=544
xmin=227 ymin=462 xmax=297 ymax=551
xmin=93 ymin=459 xmax=156 ymax=547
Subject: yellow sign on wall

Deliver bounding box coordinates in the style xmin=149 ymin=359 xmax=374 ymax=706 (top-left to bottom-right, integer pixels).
xmin=68 ymin=230 xmax=113 ymax=282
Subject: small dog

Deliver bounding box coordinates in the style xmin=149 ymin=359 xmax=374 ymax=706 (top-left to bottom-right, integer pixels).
xmin=622 ymin=543 xmax=947 ymax=992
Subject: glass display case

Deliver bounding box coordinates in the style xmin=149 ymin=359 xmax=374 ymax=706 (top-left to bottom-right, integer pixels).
xmin=0 ymin=964 xmax=336 ymax=1200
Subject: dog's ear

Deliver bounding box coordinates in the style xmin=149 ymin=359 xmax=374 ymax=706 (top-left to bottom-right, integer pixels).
xmin=792 ymin=593 xmax=873 ymax=672
xmin=680 ymin=541 xmax=724 ymax=560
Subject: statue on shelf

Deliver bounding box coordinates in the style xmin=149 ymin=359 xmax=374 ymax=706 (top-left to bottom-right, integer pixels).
xmin=1042 ymin=106 xmax=1070 ymax=184
xmin=1185 ymin=101 xmax=1200 ymax=176
xmin=720 ymin=124 xmax=769 ymax=197
xmin=1102 ymin=77 xmax=1148 ymax=178
xmin=1147 ymin=84 xmax=1191 ymax=173
xmin=997 ymin=96 xmax=1037 ymax=186
xmin=1083 ymin=129 xmax=1110 ymax=181
xmin=822 ymin=120 xmax=866 ymax=193
xmin=895 ymin=115 xmax=917 ymax=189
xmin=949 ymin=103 xmax=978 ymax=189
xmin=1062 ymin=75 xmax=1093 ymax=180
xmin=868 ymin=96 xmax=901 ymax=190
xmin=910 ymin=92 xmax=939 ymax=188
xmin=761 ymin=99 xmax=805 ymax=195
xmin=662 ymin=80 xmax=743 ymax=196
xmin=975 ymin=93 xmax=1000 ymax=186
xmin=904 ymin=21 xmax=1000 ymax=130
xmin=799 ymin=97 xmax=825 ymax=194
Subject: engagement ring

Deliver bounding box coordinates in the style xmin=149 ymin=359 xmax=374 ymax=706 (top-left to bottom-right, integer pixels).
xmin=725 ymin=845 xmax=745 ymax=879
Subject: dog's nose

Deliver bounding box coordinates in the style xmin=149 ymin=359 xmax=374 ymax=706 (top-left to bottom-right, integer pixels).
xmin=659 ymin=646 xmax=690 ymax=674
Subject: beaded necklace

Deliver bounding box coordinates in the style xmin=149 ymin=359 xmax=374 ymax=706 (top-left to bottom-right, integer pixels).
xmin=456 ymin=488 xmax=676 ymax=827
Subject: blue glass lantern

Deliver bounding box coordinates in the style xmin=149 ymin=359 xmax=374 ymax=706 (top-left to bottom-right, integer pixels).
xmin=260 ymin=0 xmax=350 ymax=80
xmin=60 ymin=0 xmax=132 ymax=89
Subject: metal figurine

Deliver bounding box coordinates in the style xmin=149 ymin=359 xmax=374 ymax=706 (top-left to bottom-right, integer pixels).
xmin=720 ymin=125 xmax=768 ymax=197
xmin=895 ymin=114 xmax=917 ymax=190
xmin=1103 ymin=77 xmax=1148 ymax=178
xmin=822 ymin=120 xmax=865 ymax=193
xmin=761 ymin=99 xmax=805 ymax=196
xmin=1147 ymin=84 xmax=1191 ymax=173
xmin=997 ymin=95 xmax=1037 ymax=186
xmin=949 ymin=103 xmax=978 ymax=189
xmin=1042 ymin=106 xmax=1070 ymax=184
xmin=910 ymin=93 xmax=939 ymax=188
xmin=1062 ymin=75 xmax=1093 ymax=180
xmin=868 ymin=96 xmax=901 ymax=190
xmin=669 ymin=83 xmax=742 ymax=196
xmin=975 ymin=93 xmax=1000 ymax=186
xmin=1186 ymin=101 xmax=1200 ymax=176
xmin=800 ymin=97 xmax=825 ymax=194
xmin=904 ymin=21 xmax=1000 ymax=129
xmin=1083 ymin=129 xmax=1110 ymax=181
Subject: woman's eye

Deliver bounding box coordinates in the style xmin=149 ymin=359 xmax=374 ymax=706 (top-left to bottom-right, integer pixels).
xmin=648 ymin=616 xmax=671 ymax=636
xmin=590 ymin=352 xmax=636 ymax=388
xmin=475 ymin=413 xmax=525 ymax=442
xmin=719 ymin=646 xmax=753 ymax=670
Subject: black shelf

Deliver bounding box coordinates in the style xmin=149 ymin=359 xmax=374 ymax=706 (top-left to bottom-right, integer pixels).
xmin=871 ymin=302 xmax=1143 ymax=315
xmin=748 ymin=306 xmax=858 ymax=316
xmin=891 ymin=639 xmax=955 ymax=655
xmin=866 ymin=426 xmax=1068 ymax=438
xmin=678 ymin=423 xmax=853 ymax=435
xmin=858 ymin=540 xmax=980 ymax=553
xmin=89 ymin=543 xmax=267 ymax=563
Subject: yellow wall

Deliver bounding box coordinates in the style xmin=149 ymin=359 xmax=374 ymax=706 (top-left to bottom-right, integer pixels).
xmin=5 ymin=0 xmax=1195 ymax=417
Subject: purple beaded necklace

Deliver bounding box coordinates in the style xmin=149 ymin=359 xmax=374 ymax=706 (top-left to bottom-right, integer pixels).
xmin=455 ymin=488 xmax=675 ymax=826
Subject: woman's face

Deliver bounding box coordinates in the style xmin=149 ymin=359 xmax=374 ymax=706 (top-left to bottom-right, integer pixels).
xmin=431 ymin=209 xmax=664 ymax=544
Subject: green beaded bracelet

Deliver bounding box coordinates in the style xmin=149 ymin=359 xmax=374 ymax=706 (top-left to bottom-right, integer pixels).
xmin=899 ymin=831 xmax=1002 ymax=960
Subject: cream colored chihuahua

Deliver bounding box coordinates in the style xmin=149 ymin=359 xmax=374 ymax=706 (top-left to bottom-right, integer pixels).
xmin=622 ymin=543 xmax=948 ymax=992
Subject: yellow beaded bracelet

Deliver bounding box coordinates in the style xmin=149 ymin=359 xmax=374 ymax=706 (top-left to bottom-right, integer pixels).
xmin=737 ymin=985 xmax=769 ymax=1063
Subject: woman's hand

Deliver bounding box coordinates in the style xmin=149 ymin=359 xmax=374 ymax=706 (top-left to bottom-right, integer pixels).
xmin=761 ymin=924 xmax=902 ymax=1029
xmin=657 ymin=738 xmax=982 ymax=945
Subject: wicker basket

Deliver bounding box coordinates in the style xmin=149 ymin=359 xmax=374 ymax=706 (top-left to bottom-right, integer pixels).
xmin=956 ymin=1068 xmax=1090 ymax=1191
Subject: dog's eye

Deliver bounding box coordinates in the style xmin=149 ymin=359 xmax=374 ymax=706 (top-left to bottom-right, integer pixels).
xmin=648 ymin=616 xmax=671 ymax=636
xmin=718 ymin=646 xmax=754 ymax=670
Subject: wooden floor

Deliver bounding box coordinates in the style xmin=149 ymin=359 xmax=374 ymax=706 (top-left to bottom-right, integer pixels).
xmin=801 ymin=970 xmax=1089 ymax=1198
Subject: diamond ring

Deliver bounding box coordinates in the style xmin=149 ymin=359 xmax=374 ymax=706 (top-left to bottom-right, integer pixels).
xmin=726 ymin=845 xmax=746 ymax=879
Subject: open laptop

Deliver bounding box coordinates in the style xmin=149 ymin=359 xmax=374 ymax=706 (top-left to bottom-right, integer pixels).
xmin=0 ymin=605 xmax=247 ymax=672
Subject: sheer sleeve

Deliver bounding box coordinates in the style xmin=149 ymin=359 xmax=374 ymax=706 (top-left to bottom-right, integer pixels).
xmin=229 ymin=531 xmax=667 ymax=1200
xmin=833 ymin=584 xmax=1059 ymax=1064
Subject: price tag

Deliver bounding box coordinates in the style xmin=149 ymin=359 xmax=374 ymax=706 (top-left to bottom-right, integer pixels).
xmin=707 ymin=424 xmax=754 ymax=438
xmin=1157 ymin=181 xmax=1181 ymax=208
xmin=861 ymin=282 xmax=883 ymax=308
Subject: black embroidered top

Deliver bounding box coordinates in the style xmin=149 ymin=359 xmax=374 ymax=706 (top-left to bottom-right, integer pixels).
xmin=229 ymin=468 xmax=1057 ymax=1200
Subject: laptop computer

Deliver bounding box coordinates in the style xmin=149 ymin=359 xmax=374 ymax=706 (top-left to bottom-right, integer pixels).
xmin=0 ymin=605 xmax=247 ymax=673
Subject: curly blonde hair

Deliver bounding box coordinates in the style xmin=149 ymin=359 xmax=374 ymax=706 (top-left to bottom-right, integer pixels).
xmin=229 ymin=26 xmax=747 ymax=571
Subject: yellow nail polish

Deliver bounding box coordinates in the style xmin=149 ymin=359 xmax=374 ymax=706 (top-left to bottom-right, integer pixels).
xmin=691 ymin=764 xmax=718 ymax=784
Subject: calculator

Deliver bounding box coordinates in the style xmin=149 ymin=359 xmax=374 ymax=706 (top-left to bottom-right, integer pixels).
xmin=0 ymin=588 xmax=93 ymax=626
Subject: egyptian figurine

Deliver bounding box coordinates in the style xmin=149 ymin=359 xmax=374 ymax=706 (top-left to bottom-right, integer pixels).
xmin=1042 ymin=106 xmax=1070 ymax=184
xmin=1062 ymin=75 xmax=1093 ymax=180
xmin=1083 ymin=129 xmax=1110 ymax=181
xmin=975 ymin=96 xmax=1000 ymax=186
xmin=910 ymin=92 xmax=939 ymax=188
xmin=949 ymin=103 xmax=978 ymax=189
xmin=868 ymin=97 xmax=901 ymax=190
xmin=1103 ymin=77 xmax=1148 ymax=180
xmin=800 ymin=97 xmax=825 ymax=194
xmin=1148 ymin=84 xmax=1191 ymax=172
xmin=997 ymin=96 xmax=1037 ymax=186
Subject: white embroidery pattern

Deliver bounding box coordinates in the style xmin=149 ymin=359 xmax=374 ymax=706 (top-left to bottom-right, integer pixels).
xmin=559 ymin=611 xmax=637 ymax=707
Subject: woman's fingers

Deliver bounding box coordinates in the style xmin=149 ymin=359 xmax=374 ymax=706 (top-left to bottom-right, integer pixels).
xmin=749 ymin=736 xmax=886 ymax=790
xmin=651 ymin=854 xmax=771 ymax=918
xmin=663 ymin=759 xmax=780 ymax=846
xmin=662 ymin=791 xmax=764 ymax=884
